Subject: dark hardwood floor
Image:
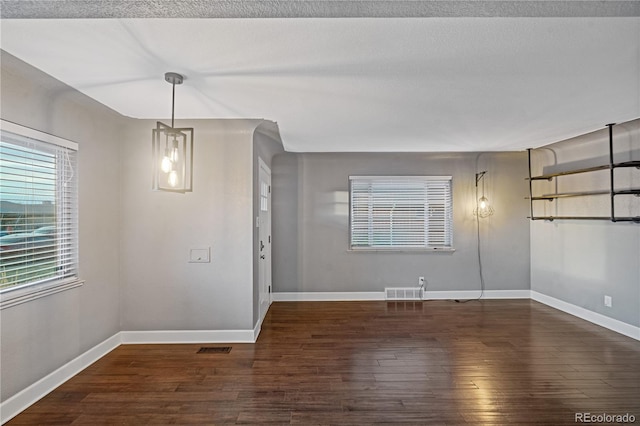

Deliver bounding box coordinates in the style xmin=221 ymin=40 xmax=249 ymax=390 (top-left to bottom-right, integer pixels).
xmin=7 ymin=300 xmax=640 ymax=425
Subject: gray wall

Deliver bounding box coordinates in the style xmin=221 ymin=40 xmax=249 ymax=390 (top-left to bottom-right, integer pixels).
xmin=530 ymin=119 xmax=640 ymax=327
xmin=0 ymin=52 xmax=122 ymax=400
xmin=273 ymin=151 xmax=531 ymax=293
xmin=120 ymin=118 xmax=266 ymax=331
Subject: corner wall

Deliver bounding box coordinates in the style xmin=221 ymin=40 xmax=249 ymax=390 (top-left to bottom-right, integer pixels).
xmin=0 ymin=49 xmax=284 ymax=411
xmin=530 ymin=120 xmax=640 ymax=328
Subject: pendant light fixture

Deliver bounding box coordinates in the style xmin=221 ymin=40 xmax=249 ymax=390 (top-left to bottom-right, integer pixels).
xmin=152 ymin=72 xmax=193 ymax=193
xmin=474 ymin=171 xmax=494 ymax=218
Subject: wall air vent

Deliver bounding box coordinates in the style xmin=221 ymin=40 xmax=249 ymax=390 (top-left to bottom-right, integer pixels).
xmin=385 ymin=287 xmax=423 ymax=301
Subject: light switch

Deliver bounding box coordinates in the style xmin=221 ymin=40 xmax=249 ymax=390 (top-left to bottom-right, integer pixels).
xmin=189 ymin=248 xmax=210 ymax=263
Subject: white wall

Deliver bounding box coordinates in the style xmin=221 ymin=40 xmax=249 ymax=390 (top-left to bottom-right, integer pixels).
xmin=530 ymin=119 xmax=640 ymax=327
xmin=120 ymin=119 xmax=263 ymax=331
xmin=0 ymin=52 xmax=122 ymax=400
xmin=273 ymin=151 xmax=531 ymax=294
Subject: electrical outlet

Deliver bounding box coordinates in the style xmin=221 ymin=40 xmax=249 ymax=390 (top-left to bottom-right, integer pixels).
xmin=604 ymin=295 xmax=612 ymax=308
xmin=418 ymin=276 xmax=425 ymax=286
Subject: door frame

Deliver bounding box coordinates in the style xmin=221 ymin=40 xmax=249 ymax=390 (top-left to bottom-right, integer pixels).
xmin=258 ymin=157 xmax=272 ymax=322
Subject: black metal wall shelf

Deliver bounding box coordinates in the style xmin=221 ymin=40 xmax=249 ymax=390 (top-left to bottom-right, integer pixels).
xmin=530 ymin=190 xmax=610 ymax=201
xmin=527 ymin=123 xmax=640 ymax=223
xmin=530 ymin=189 xmax=640 ymax=201
xmin=529 ymin=216 xmax=640 ymax=223
xmin=529 ymin=161 xmax=640 ymax=181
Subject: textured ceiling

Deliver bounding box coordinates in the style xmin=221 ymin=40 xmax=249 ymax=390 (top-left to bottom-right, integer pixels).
xmin=3 ymin=1 xmax=639 ymax=18
xmin=0 ymin=2 xmax=639 ymax=152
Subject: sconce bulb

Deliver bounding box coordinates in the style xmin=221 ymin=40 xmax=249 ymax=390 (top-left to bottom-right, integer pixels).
xmin=479 ymin=197 xmax=488 ymax=210
xmin=160 ymin=155 xmax=172 ymax=173
xmin=168 ymin=170 xmax=178 ymax=187
xmin=475 ymin=196 xmax=494 ymax=218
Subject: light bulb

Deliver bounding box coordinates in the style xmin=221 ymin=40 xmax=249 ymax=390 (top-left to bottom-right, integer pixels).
xmin=170 ymin=138 xmax=179 ymax=162
xmin=479 ymin=197 xmax=488 ymax=210
xmin=160 ymin=154 xmax=172 ymax=173
xmin=475 ymin=196 xmax=494 ymax=218
xmin=168 ymin=170 xmax=178 ymax=187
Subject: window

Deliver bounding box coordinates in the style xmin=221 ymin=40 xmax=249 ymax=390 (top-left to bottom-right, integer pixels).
xmin=349 ymin=176 xmax=453 ymax=250
xmin=0 ymin=121 xmax=79 ymax=299
xmin=260 ymin=181 xmax=269 ymax=212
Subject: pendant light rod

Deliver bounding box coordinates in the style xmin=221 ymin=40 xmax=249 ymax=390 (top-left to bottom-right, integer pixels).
xmin=164 ymin=72 xmax=184 ymax=129
xmin=171 ymin=80 xmax=175 ymax=128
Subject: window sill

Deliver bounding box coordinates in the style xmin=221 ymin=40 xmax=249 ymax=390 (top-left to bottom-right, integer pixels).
xmin=0 ymin=278 xmax=85 ymax=310
xmin=348 ymin=247 xmax=456 ymax=253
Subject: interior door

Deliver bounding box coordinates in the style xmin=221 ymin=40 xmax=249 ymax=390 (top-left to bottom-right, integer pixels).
xmin=258 ymin=158 xmax=272 ymax=322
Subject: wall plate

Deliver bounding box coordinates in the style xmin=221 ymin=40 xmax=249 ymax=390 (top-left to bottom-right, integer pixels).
xmin=189 ymin=248 xmax=210 ymax=263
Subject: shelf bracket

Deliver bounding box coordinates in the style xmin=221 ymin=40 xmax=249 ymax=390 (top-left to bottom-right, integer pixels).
xmin=608 ymin=123 xmax=615 ymax=221
xmin=527 ymin=149 xmax=534 ymax=221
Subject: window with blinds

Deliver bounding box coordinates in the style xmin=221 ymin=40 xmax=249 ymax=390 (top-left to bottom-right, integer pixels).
xmin=350 ymin=176 xmax=453 ymax=249
xmin=0 ymin=123 xmax=78 ymax=293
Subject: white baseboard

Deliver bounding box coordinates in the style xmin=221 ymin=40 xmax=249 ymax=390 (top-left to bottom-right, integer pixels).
xmin=423 ymin=289 xmax=531 ymax=300
xmin=253 ymin=322 xmax=262 ymax=342
xmin=120 ymin=329 xmax=258 ymax=344
xmin=531 ymin=291 xmax=640 ymax=341
xmin=273 ymin=291 xmax=385 ymax=301
xmin=1 ymin=326 xmax=262 ymax=424
xmin=273 ymin=290 xmax=530 ymax=302
xmin=0 ymin=333 xmax=121 ymax=425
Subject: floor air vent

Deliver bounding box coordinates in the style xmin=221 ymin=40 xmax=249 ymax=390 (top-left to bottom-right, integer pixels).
xmin=385 ymin=287 xmax=423 ymax=301
xmin=197 ymin=347 xmax=232 ymax=354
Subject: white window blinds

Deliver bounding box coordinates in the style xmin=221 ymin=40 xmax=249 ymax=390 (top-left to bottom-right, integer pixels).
xmin=0 ymin=124 xmax=78 ymax=292
xmin=350 ymin=176 xmax=453 ymax=249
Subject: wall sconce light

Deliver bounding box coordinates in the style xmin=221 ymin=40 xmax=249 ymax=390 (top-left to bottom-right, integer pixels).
xmin=152 ymin=72 xmax=193 ymax=193
xmin=474 ymin=171 xmax=494 ymax=218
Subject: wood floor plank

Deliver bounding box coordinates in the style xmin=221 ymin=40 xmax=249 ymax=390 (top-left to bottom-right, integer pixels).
xmin=6 ymin=300 xmax=640 ymax=425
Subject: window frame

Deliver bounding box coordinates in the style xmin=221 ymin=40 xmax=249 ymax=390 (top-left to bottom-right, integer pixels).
xmin=348 ymin=175 xmax=454 ymax=252
xmin=0 ymin=120 xmax=83 ymax=309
